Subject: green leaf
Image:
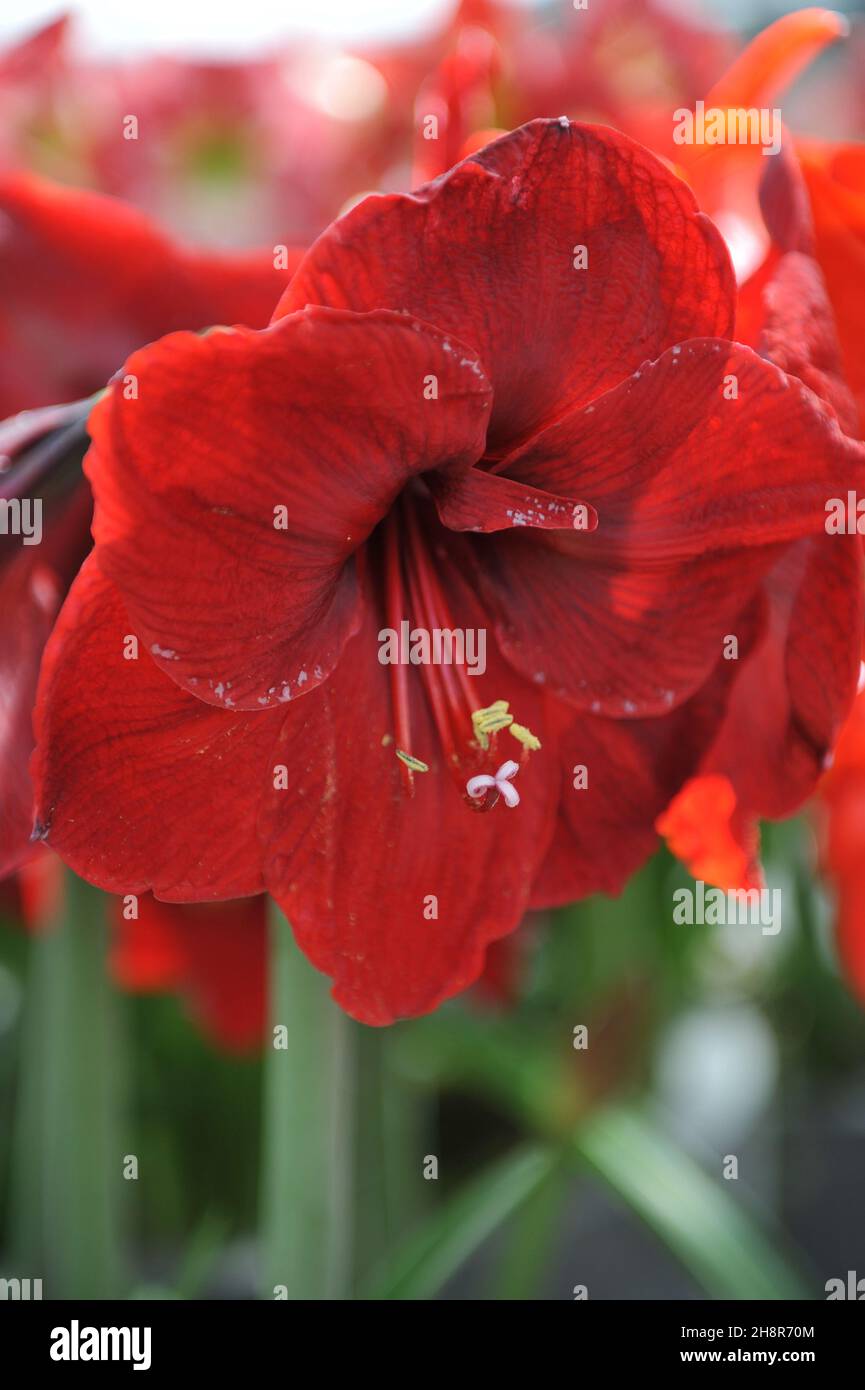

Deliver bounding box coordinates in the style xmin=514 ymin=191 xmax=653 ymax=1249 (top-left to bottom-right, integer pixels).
xmin=571 ymin=1104 xmax=811 ymax=1300
xmin=362 ymin=1145 xmax=559 ymax=1300
xmin=491 ymin=1163 xmax=568 ymax=1300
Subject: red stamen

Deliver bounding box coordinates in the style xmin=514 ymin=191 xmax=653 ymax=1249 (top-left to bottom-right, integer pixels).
xmin=383 ymin=510 xmax=415 ymax=795
xmin=383 ymin=491 xmax=494 ymax=796
xmin=402 ymin=500 xmax=479 ymax=760
xmin=403 ymin=543 xmax=461 ymax=769
xmin=417 ymin=529 xmax=480 ymax=721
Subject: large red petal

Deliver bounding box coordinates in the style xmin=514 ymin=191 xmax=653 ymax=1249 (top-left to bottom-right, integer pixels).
xmin=708 ymin=535 xmax=863 ymax=820
xmin=87 ymin=307 xmax=492 ymax=710
xmin=276 ymin=119 xmax=735 ymax=448
xmin=32 ymin=554 xmax=279 ymax=899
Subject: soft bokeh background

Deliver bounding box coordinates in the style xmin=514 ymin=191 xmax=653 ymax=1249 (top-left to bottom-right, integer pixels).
xmin=1 ymin=0 xmax=864 ymax=1300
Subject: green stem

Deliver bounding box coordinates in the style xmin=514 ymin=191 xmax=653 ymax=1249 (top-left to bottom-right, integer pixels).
xmin=350 ymin=1024 xmax=430 ymax=1291
xmin=10 ymin=871 xmax=125 ymax=1298
xmin=260 ymin=902 xmax=353 ymax=1299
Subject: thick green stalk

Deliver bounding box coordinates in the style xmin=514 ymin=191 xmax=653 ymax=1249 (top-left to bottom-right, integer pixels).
xmin=350 ymin=1024 xmax=429 ymax=1291
xmin=260 ymin=903 xmax=353 ymax=1299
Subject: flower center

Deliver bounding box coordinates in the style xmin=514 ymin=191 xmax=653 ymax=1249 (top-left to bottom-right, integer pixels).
xmin=380 ymin=488 xmax=539 ymax=806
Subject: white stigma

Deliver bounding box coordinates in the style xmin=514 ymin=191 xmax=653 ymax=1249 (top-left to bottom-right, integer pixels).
xmin=466 ymin=759 xmax=521 ymax=808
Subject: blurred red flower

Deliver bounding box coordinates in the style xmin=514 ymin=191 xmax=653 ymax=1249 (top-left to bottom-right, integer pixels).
xmin=819 ymin=688 xmax=865 ymax=1005
xmin=32 ymin=121 xmax=863 ymax=1024
xmin=111 ymin=892 xmax=267 ymax=1051
xmin=657 ymin=134 xmax=864 ymax=888
xmin=793 ymin=137 xmax=865 ymax=1006
xmin=0 ymin=2 xmax=737 ymax=249
xmin=13 ymin=848 xmax=267 ymax=1049
xmin=0 ymin=172 xmax=297 ymax=416
xmin=798 ymin=141 xmax=865 ymax=426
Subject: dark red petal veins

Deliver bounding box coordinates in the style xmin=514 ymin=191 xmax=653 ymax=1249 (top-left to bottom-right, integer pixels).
xmin=87 ymin=306 xmax=492 ymax=711
xmin=276 ymin=119 xmax=735 ymax=449
xmin=471 ymin=340 xmax=865 ymax=715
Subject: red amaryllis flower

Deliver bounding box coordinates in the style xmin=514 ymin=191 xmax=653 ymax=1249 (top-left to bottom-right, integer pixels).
xmin=33 ymin=121 xmax=864 ymax=1025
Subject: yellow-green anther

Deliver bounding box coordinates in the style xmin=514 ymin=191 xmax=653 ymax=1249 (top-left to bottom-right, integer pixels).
xmin=509 ymin=722 xmax=542 ymax=751
xmin=396 ymin=749 xmax=429 ymax=773
xmin=471 ymin=701 xmax=514 ymax=749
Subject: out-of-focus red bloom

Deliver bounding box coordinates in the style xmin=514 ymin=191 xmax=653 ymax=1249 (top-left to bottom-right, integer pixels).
xmin=12 ymin=847 xmax=266 ymax=1049
xmin=818 ymin=689 xmax=865 ymax=1003
xmin=789 ymin=139 xmax=865 ymax=1005
xmin=0 ymin=12 xmax=444 ymax=246
xmin=665 ymin=8 xmax=851 ymax=282
xmin=501 ymin=0 xmax=735 ymax=151
xmin=0 ymin=172 xmax=298 ymax=415
xmin=32 ymin=121 xmax=863 ymax=1024
xmin=653 ymin=9 xmax=865 ymax=900
xmin=112 ymin=892 xmax=267 ymax=1051
xmin=657 ymin=136 xmax=863 ymax=892
xmin=657 ymin=775 xmax=762 ymax=890
xmin=797 ymin=141 xmax=865 ymax=425
xmin=0 ymin=2 xmax=747 ymax=250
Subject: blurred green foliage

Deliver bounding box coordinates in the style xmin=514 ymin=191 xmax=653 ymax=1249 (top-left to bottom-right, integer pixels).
xmin=0 ymin=818 xmax=863 ymax=1299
